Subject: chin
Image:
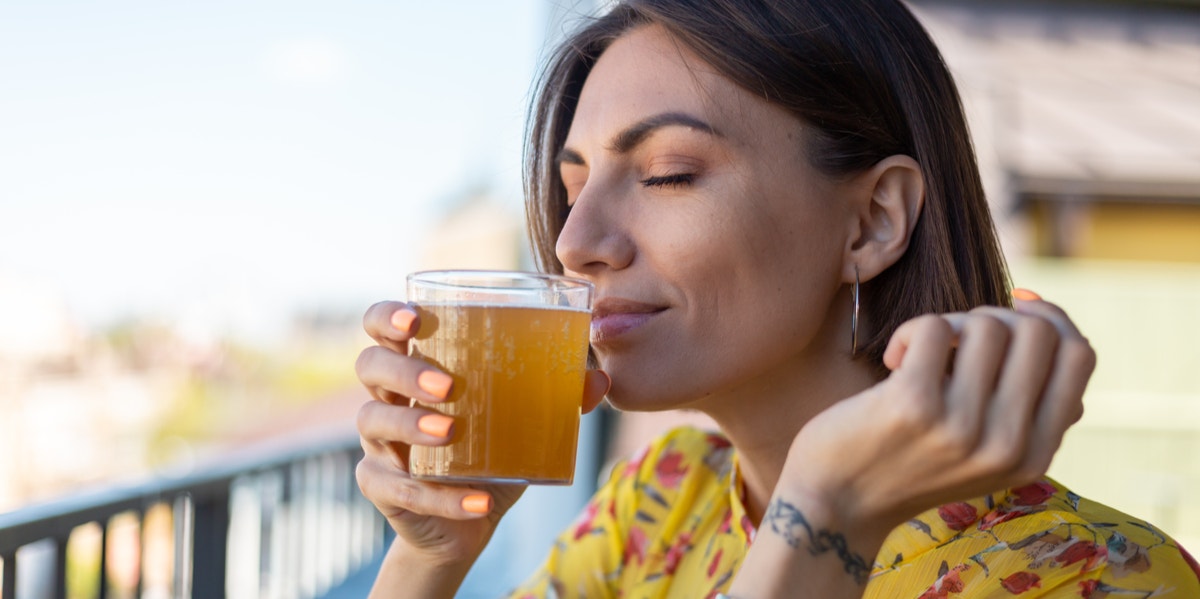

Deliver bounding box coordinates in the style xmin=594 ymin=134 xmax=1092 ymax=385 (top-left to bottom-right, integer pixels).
xmin=603 ymin=377 xmax=706 ymax=414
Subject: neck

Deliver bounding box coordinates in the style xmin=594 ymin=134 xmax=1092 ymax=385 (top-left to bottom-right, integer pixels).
xmin=696 ymin=350 xmax=880 ymax=526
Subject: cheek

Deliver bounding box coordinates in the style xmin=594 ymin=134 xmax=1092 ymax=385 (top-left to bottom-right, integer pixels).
xmin=691 ymin=191 xmax=843 ymax=351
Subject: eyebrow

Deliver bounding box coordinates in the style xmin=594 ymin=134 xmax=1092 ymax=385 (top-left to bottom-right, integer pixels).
xmin=555 ymin=111 xmax=721 ymax=167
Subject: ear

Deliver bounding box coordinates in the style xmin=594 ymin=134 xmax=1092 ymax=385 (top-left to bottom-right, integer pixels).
xmin=843 ymin=154 xmax=924 ymax=283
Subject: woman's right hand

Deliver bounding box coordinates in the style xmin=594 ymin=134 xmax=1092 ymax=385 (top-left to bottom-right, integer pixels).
xmin=354 ymin=300 xmax=524 ymax=567
xmin=354 ymin=300 xmax=611 ymax=570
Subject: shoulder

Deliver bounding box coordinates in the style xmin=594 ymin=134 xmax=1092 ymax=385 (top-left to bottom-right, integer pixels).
xmin=874 ymin=479 xmax=1200 ymax=597
xmin=1045 ymin=481 xmax=1200 ymax=590
xmin=1003 ymin=482 xmax=1200 ymax=595
xmin=973 ymin=479 xmax=1200 ymax=595
xmin=991 ymin=478 xmax=1182 ymax=549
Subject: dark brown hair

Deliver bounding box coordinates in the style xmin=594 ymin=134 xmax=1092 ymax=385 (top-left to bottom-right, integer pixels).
xmin=524 ymin=0 xmax=1011 ymax=370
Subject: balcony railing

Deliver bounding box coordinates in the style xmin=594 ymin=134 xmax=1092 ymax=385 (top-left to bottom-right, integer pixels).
xmin=0 ymin=432 xmax=387 ymax=599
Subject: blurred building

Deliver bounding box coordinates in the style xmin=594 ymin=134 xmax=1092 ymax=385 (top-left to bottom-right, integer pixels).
xmin=0 ymin=272 xmax=179 ymax=512
xmin=416 ymin=190 xmax=528 ymax=272
xmin=909 ymin=0 xmax=1200 ymax=261
xmin=904 ymin=0 xmax=1200 ymax=550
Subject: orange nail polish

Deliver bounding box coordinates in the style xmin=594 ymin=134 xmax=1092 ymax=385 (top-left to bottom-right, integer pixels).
xmin=1012 ymin=288 xmax=1042 ymax=301
xmin=417 ymin=371 xmax=453 ymax=399
xmin=461 ymin=494 xmax=491 ymax=514
xmin=390 ymin=309 xmax=417 ymax=332
xmin=416 ymin=414 xmax=453 ymax=438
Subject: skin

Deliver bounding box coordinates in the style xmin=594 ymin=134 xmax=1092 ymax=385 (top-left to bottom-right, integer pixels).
xmin=354 ymin=25 xmax=1095 ymax=599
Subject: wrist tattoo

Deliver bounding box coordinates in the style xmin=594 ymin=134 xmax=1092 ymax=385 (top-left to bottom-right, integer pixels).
xmin=764 ymin=498 xmax=871 ymax=585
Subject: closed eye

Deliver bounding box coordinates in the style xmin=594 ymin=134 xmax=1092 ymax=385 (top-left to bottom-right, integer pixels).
xmin=640 ymin=173 xmax=695 ymax=188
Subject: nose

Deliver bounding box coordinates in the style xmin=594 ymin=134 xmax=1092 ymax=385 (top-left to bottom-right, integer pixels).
xmin=555 ymin=182 xmax=635 ymax=276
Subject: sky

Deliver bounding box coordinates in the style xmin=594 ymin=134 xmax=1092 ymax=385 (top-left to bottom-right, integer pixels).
xmin=0 ymin=0 xmax=587 ymax=342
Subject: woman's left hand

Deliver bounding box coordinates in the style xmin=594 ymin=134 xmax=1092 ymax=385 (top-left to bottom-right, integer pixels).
xmin=782 ymin=295 xmax=1096 ymax=546
xmin=730 ymin=296 xmax=1096 ymax=598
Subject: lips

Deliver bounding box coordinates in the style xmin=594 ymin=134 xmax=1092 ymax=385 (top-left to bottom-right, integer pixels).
xmin=591 ymin=297 xmax=666 ymax=344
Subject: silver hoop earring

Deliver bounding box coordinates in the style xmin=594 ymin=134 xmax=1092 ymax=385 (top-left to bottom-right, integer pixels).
xmin=851 ymin=266 xmax=860 ymax=357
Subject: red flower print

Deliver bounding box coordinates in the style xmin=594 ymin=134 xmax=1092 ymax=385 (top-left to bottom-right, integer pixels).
xmin=1180 ymin=544 xmax=1200 ymax=583
xmin=708 ymin=548 xmax=724 ymax=578
xmin=741 ymin=514 xmax=757 ymax=542
xmin=1057 ymin=540 xmax=1099 ymax=566
xmin=664 ymin=532 xmax=693 ymax=575
xmin=573 ymin=500 xmax=601 ymax=540
xmin=979 ymin=507 xmax=1025 ymax=531
xmin=917 ymin=588 xmax=948 ymax=599
xmin=718 ymin=509 xmax=732 ymax=534
xmin=1057 ymin=540 xmax=1106 ymax=572
xmin=1077 ymin=579 xmax=1100 ymax=598
xmin=706 ymin=433 xmax=732 ymax=449
xmin=655 ymin=450 xmax=689 ymax=488
xmin=623 ymin=526 xmax=647 ymax=566
xmin=918 ymin=563 xmax=967 ymax=599
xmin=941 ymin=568 xmax=966 ymax=593
xmin=1011 ymin=481 xmax=1057 ymax=506
xmin=1001 ymin=571 xmax=1042 ymax=594
xmin=938 ymin=502 xmax=978 ymax=531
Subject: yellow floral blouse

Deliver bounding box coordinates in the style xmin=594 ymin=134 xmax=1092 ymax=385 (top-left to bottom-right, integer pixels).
xmin=508 ymin=427 xmax=1200 ymax=598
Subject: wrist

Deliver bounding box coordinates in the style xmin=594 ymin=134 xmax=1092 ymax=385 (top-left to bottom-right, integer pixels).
xmin=370 ymin=538 xmax=475 ymax=599
xmin=772 ymin=477 xmax=898 ymax=551
xmin=763 ymin=490 xmax=881 ymax=584
xmin=728 ymin=489 xmax=885 ymax=598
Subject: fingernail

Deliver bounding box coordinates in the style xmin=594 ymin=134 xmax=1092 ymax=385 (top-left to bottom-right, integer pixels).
xmin=1012 ymin=288 xmax=1042 ymax=301
xmin=417 ymin=371 xmax=453 ymax=399
xmin=390 ymin=309 xmax=417 ymax=332
xmin=599 ymin=370 xmax=612 ymax=396
xmin=417 ymin=414 xmax=454 ymax=438
xmin=461 ymin=494 xmax=491 ymax=515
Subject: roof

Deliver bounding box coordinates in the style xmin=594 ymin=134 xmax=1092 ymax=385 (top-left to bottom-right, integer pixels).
xmin=911 ymin=0 xmax=1200 ymax=200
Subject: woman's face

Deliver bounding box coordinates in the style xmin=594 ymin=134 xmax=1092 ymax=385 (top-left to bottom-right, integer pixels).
xmin=557 ymin=25 xmax=857 ymax=411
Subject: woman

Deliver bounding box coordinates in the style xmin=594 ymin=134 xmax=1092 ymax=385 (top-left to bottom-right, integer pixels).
xmin=354 ymin=0 xmax=1200 ymax=597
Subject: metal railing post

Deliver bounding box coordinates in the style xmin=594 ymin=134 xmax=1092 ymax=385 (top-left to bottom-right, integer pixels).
xmin=53 ymin=537 xmax=67 ymax=599
xmin=190 ymin=489 xmax=230 ymax=599
xmin=2 ymin=553 xmax=15 ymax=599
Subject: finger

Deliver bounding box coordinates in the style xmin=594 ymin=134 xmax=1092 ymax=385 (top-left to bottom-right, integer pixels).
xmin=1011 ymin=294 xmax=1086 ymax=342
xmin=967 ymin=309 xmax=1061 ymax=473
xmin=941 ymin=312 xmax=1011 ymax=439
xmin=363 ymin=300 xmax=421 ymax=353
xmin=358 ymin=399 xmax=456 ymax=447
xmin=356 ymin=345 xmax=455 ymax=404
xmin=356 ymin=457 xmax=496 ymax=520
xmin=360 ymin=433 xmax=410 ymax=472
xmin=883 ymin=314 xmax=956 ymax=379
xmin=582 ymin=369 xmax=611 ymax=415
xmin=1006 ymin=293 xmax=1093 ymax=477
xmin=1020 ymin=334 xmax=1096 ymax=480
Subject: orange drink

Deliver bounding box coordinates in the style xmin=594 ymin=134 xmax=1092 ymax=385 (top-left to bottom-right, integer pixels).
xmin=406 ymin=271 xmax=593 ymax=484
